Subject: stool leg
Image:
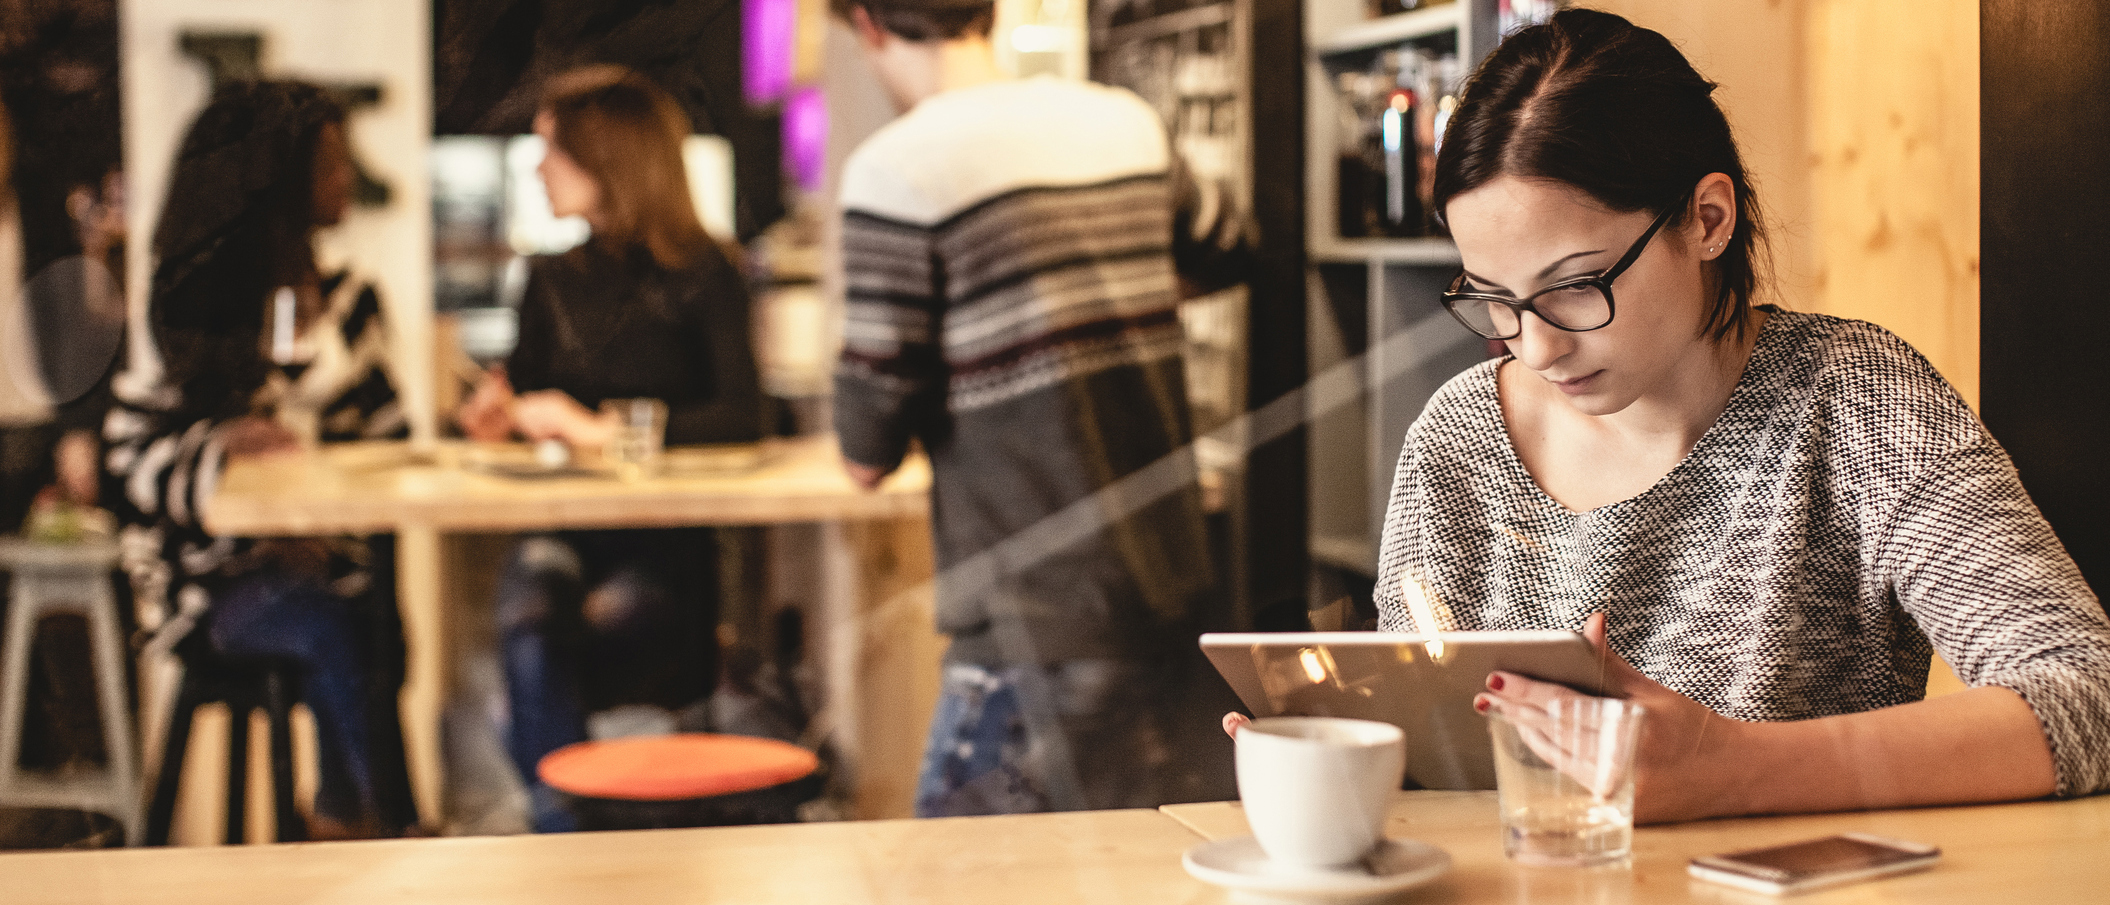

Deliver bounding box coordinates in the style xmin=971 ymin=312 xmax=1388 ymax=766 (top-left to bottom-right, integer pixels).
xmin=145 ymin=667 xmax=205 ymax=846
xmin=225 ymin=697 xmax=250 ymax=845
xmin=86 ymin=579 xmax=140 ymax=845
xmin=264 ymin=669 xmax=304 ymax=842
xmin=0 ymin=578 xmax=44 ymax=792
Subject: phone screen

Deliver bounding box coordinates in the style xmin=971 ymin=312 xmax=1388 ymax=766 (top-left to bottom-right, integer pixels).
xmin=1721 ymin=836 xmax=1930 ymax=880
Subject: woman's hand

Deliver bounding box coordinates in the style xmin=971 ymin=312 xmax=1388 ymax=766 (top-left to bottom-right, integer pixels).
xmin=1473 ymin=611 xmax=1753 ymax=824
xmin=457 ymin=366 xmax=518 ymax=442
xmin=54 ymin=429 xmax=100 ymax=505
xmin=512 ymin=389 xmax=612 ymax=448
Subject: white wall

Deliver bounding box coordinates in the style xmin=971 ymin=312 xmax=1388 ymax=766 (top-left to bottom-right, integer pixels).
xmin=119 ymin=0 xmax=434 ymax=441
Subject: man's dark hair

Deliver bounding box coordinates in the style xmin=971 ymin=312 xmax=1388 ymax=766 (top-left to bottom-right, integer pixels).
xmin=1434 ymin=8 xmax=1769 ymax=343
xmin=831 ymin=0 xmax=995 ymax=42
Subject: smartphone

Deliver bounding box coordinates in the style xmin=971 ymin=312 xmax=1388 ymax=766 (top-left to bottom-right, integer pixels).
xmin=1687 ymin=833 xmax=1940 ymax=895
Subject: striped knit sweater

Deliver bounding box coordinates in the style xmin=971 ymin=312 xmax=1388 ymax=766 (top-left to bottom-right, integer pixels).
xmin=834 ymin=77 xmax=1212 ymax=665
xmin=105 ymin=271 xmax=402 ymax=652
xmin=1376 ymin=308 xmax=2110 ymax=796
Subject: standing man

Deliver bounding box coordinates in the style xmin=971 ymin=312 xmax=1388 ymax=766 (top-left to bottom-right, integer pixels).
xmin=831 ymin=0 xmax=1222 ymax=816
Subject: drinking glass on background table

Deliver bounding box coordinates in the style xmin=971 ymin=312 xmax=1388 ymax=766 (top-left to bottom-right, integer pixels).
xmin=1235 ymin=716 xmax=1406 ymax=873
xmin=264 ymin=285 xmax=321 ymax=447
xmin=1487 ymin=697 xmax=1646 ymax=867
xmin=601 ymin=397 xmax=667 ymax=480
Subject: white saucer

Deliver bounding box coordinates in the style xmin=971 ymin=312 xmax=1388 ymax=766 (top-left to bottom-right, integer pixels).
xmin=1182 ymin=836 xmax=1451 ymax=904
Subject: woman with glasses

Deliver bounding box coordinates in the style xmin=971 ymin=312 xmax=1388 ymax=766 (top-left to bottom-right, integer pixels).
xmin=1229 ymin=9 xmax=2110 ymax=822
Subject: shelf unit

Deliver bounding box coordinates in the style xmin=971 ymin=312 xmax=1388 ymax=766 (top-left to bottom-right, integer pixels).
xmin=1305 ymin=1 xmax=1502 ymax=579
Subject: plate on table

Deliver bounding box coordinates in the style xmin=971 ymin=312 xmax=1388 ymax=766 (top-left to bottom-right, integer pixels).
xmin=1182 ymin=835 xmax=1450 ymax=904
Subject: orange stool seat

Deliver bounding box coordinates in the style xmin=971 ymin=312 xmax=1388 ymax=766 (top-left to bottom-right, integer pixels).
xmin=539 ymin=734 xmax=819 ymax=802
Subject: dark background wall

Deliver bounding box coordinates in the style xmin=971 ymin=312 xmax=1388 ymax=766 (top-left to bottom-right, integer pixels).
xmin=433 ymin=0 xmax=784 ymax=239
xmin=1981 ymin=1 xmax=2110 ymax=599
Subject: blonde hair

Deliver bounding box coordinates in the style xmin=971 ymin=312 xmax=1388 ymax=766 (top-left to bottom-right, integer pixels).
xmin=540 ymin=65 xmax=712 ymax=270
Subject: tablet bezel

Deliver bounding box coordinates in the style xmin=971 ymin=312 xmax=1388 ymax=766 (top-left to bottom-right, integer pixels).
xmin=1201 ymin=630 xmax=1614 ymax=790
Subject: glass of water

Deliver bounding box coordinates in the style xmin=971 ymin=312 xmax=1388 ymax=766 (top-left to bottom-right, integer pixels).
xmin=1487 ymin=696 xmax=1647 ymax=867
xmin=599 ymin=398 xmax=667 ymax=481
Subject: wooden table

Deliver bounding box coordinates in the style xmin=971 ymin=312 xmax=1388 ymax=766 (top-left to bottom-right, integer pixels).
xmin=203 ymin=435 xmax=931 ymax=534
xmin=10 ymin=793 xmax=2110 ymax=903
xmin=1164 ymin=790 xmax=2110 ymax=903
xmin=196 ymin=436 xmax=936 ymax=828
xmin=2 ymin=809 xmax=1215 ymax=905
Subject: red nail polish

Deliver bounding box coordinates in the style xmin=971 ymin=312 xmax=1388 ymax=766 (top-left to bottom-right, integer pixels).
xmin=1488 ymin=674 xmax=1505 ymax=692
xmin=1474 ymin=697 xmax=1490 ymax=713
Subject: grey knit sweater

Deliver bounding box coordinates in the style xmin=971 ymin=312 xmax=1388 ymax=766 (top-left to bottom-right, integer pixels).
xmin=833 ymin=78 xmax=1213 ymax=665
xmin=1376 ymin=307 xmax=2110 ymax=796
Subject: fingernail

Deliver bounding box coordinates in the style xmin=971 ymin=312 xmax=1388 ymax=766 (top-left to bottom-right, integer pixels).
xmin=1487 ymin=674 xmax=1505 ymax=692
xmin=1473 ymin=696 xmax=1490 ymax=713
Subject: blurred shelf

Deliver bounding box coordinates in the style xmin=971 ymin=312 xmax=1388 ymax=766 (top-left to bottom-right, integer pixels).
xmin=1311 ymin=237 xmax=1462 ymax=266
xmin=1102 ymin=4 xmax=1234 ymax=45
xmin=1316 ymin=5 xmax=1460 ymax=57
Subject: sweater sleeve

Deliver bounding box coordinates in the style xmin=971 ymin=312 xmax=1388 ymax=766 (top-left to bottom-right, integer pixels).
xmin=832 ymin=204 xmax=948 ymax=472
xmin=1880 ymin=440 xmax=2110 ymax=796
xmin=505 ymin=261 xmax=556 ymax=395
xmin=664 ymin=253 xmax=765 ymax=445
xmin=102 ymin=369 xmax=238 ymax=539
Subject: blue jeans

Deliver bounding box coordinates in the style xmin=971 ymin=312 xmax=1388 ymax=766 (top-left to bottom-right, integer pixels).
xmin=914 ymin=660 xmax=1172 ymax=817
xmin=208 ymin=571 xmax=377 ymax=825
xmin=496 ymin=530 xmax=719 ymax=832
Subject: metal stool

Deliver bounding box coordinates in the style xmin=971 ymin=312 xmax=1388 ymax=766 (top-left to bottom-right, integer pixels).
xmin=0 ymin=538 xmax=137 ymax=845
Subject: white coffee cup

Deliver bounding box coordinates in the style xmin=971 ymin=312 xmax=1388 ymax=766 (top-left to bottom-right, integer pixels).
xmin=1235 ymin=716 xmax=1407 ymax=872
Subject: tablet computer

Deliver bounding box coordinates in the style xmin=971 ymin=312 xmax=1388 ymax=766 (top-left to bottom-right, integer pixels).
xmin=1200 ymin=631 xmax=1613 ymax=790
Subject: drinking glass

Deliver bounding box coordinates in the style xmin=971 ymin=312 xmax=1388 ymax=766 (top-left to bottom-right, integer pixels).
xmin=1487 ymin=697 xmax=1646 ymax=867
xmin=600 ymin=398 xmax=667 ymax=481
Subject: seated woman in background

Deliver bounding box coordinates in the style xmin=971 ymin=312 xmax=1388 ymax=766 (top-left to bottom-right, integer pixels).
xmin=1234 ymin=9 xmax=2110 ymax=821
xmin=105 ymin=80 xmax=414 ymax=839
xmin=455 ymin=64 xmax=766 ymax=832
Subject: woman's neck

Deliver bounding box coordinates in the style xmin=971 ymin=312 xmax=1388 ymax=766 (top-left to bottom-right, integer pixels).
xmin=1593 ymin=307 xmax=1768 ymax=451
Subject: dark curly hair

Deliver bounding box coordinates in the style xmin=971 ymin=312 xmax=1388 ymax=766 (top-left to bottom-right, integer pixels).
xmin=149 ymin=80 xmax=345 ymax=417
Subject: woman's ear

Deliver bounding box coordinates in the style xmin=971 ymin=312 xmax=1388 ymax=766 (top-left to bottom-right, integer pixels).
xmin=849 ymin=5 xmax=889 ymax=51
xmin=1691 ymin=172 xmax=1737 ymax=260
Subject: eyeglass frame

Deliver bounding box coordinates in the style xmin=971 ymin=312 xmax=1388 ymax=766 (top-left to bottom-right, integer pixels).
xmin=1438 ymin=192 xmax=1691 ymax=341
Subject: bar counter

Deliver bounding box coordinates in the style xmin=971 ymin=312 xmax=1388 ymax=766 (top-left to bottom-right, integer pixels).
xmin=10 ymin=791 xmax=2110 ymax=903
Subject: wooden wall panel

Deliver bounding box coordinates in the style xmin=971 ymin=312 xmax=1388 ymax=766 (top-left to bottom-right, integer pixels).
xmin=1806 ymin=0 xmax=1981 ymax=408
xmin=1593 ymin=0 xmax=1817 ymax=330
xmin=1590 ymin=1 xmax=1980 ymax=408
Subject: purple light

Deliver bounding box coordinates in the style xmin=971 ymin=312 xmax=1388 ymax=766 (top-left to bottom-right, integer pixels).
xmin=744 ymin=0 xmax=796 ymax=105
xmin=784 ymin=87 xmax=828 ymax=192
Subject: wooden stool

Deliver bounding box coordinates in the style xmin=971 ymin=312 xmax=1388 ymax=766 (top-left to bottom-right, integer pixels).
xmin=143 ymin=648 xmax=304 ymax=845
xmin=0 ymin=538 xmax=137 ymax=846
xmin=538 ymin=733 xmax=821 ymax=831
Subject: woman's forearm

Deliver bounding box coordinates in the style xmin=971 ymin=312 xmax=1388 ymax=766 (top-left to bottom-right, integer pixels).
xmin=1728 ymin=686 xmax=2056 ymax=817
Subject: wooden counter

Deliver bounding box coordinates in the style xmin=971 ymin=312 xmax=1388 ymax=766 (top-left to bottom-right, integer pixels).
xmin=3 ymin=809 xmax=1213 ymax=905
xmin=13 ymin=792 xmax=2110 ymax=903
xmin=1164 ymin=790 xmax=2110 ymax=903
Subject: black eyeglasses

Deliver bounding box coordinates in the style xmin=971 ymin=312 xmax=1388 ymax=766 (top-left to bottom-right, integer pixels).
xmin=1439 ymin=195 xmax=1688 ymax=341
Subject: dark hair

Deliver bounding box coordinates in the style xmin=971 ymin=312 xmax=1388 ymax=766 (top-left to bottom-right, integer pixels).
xmin=150 ymin=80 xmax=345 ymax=415
xmin=1434 ymin=8 xmax=1768 ymax=342
xmin=830 ymin=0 xmax=995 ymax=42
xmin=539 ymin=65 xmax=714 ymax=270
